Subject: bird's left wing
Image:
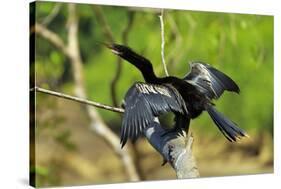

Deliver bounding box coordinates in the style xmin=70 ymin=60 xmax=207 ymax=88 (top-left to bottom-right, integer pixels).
xmin=121 ymin=82 xmax=187 ymax=148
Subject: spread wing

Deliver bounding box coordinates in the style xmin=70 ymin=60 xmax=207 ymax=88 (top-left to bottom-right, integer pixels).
xmin=183 ymin=62 xmax=240 ymax=99
xmin=121 ymin=82 xmax=188 ymax=148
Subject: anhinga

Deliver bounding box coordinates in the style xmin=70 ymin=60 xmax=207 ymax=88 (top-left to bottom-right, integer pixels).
xmin=106 ymin=44 xmax=247 ymax=148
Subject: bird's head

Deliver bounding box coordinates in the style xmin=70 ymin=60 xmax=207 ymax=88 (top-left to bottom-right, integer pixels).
xmin=104 ymin=43 xmax=156 ymax=82
xmin=105 ymin=43 xmax=151 ymax=68
xmin=104 ymin=43 xmax=132 ymax=58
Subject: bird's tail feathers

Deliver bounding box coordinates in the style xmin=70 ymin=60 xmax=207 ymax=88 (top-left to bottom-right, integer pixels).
xmin=205 ymin=104 xmax=248 ymax=142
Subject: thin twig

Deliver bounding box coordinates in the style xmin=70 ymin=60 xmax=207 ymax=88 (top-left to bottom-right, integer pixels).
xmin=110 ymin=12 xmax=135 ymax=107
xmin=159 ymin=9 xmax=169 ymax=76
xmin=34 ymin=86 xmax=124 ymax=113
xmin=155 ymin=13 xmax=183 ymax=74
xmin=41 ymin=3 xmax=62 ymax=26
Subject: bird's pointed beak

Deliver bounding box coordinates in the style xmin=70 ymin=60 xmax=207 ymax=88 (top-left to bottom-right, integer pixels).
xmin=102 ymin=43 xmax=123 ymax=55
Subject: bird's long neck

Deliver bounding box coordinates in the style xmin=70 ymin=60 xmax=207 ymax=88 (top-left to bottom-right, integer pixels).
xmin=120 ymin=50 xmax=159 ymax=83
xmin=137 ymin=62 xmax=159 ymax=83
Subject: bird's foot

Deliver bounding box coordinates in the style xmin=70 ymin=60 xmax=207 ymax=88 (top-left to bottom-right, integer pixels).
xmin=161 ymin=128 xmax=184 ymax=137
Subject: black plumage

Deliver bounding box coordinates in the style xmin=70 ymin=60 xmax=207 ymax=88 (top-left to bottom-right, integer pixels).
xmin=120 ymin=83 xmax=187 ymax=147
xmin=106 ymin=44 xmax=247 ymax=148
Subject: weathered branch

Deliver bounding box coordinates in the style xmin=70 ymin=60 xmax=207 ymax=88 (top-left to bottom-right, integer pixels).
xmin=159 ymin=9 xmax=169 ymax=76
xmin=145 ymin=119 xmax=199 ymax=178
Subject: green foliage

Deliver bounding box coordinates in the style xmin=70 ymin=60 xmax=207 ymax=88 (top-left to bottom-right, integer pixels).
xmin=35 ymin=2 xmax=273 ymax=135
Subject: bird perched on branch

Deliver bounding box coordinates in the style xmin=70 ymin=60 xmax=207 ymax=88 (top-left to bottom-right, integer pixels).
xmin=106 ymin=44 xmax=248 ymax=148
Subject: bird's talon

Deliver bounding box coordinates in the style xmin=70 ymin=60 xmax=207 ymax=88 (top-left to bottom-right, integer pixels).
xmin=161 ymin=158 xmax=168 ymax=166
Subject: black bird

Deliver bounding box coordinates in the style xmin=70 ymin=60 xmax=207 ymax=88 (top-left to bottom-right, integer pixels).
xmin=106 ymin=44 xmax=247 ymax=148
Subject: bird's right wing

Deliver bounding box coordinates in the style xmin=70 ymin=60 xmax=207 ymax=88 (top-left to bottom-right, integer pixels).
xmin=121 ymin=82 xmax=188 ymax=148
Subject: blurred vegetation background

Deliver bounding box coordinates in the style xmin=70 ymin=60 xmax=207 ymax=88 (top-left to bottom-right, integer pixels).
xmin=32 ymin=1 xmax=273 ymax=187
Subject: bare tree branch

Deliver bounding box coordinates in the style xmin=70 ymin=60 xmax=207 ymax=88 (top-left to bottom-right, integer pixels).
xmin=67 ymin=4 xmax=85 ymax=98
xmin=35 ymin=4 xmax=140 ymax=181
xmin=35 ymin=23 xmax=69 ymax=56
xmin=159 ymin=9 xmax=169 ymax=76
xmin=33 ymin=86 xmax=124 ymax=113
